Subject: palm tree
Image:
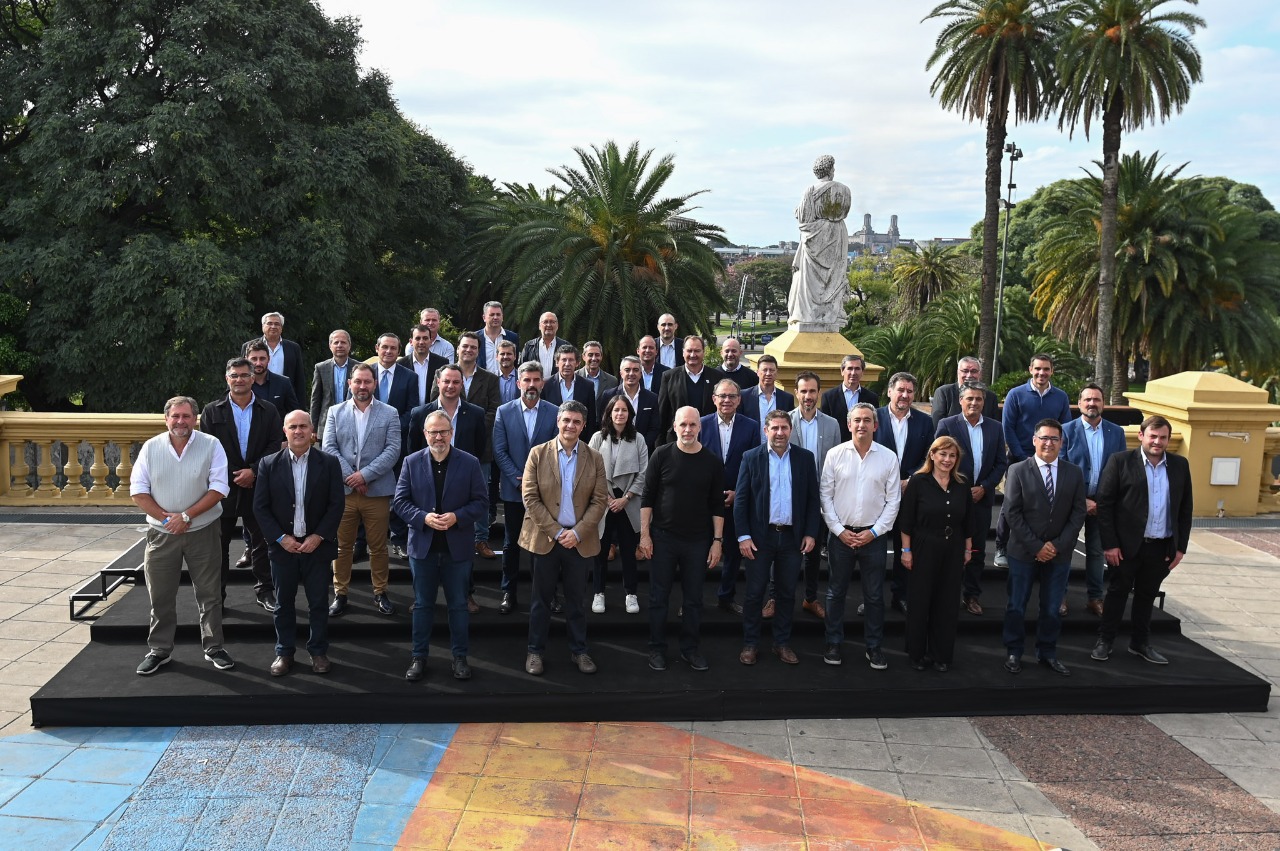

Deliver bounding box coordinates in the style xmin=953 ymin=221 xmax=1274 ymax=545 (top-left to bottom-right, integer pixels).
xmin=1056 ymin=0 xmax=1205 ymax=399
xmin=889 ymin=242 xmax=974 ymax=316
xmin=457 ymin=141 xmax=727 ymax=364
xmin=923 ymin=0 xmax=1062 ymax=374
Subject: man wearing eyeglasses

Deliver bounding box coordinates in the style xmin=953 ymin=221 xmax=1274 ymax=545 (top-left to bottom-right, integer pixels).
xmin=999 ymin=418 xmax=1086 ymax=677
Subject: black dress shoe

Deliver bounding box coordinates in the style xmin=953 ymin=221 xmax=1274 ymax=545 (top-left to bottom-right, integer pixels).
xmin=1004 ymin=655 xmax=1022 ymax=674
xmin=932 ymin=661 xmax=950 ymax=673
xmin=892 ymin=599 xmax=908 ymax=615
xmin=717 ymin=599 xmax=743 ymax=615
xmin=452 ymin=656 xmax=472 ymax=680
xmin=1091 ymin=640 xmax=1113 ymax=661
xmin=256 ymin=590 xmax=279 ymax=613
xmin=499 ymin=593 xmax=516 ymax=615
xmin=328 ymin=594 xmax=347 ymax=616
xmin=405 ymin=656 xmax=427 ymax=682
xmin=910 ymin=659 xmax=927 ymax=671
xmin=1129 ymin=644 xmax=1169 ymax=665
xmin=550 ymin=596 xmax=564 ymax=614
xmin=373 ymin=593 xmax=396 ymax=616
xmin=1039 ymin=657 xmax=1071 ymax=676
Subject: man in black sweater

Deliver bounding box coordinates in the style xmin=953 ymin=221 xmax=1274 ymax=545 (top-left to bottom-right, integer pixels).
xmin=639 ymin=406 xmax=725 ymax=673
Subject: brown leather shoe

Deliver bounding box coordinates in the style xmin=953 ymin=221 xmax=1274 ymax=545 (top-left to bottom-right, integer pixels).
xmin=466 ymin=595 xmax=481 ymax=614
xmin=803 ymin=599 xmax=826 ymax=620
xmin=475 ymin=541 xmax=497 ymax=560
xmin=761 ymin=599 xmax=776 ymax=619
xmin=608 ymin=544 xmax=618 ymax=562
xmin=1087 ymin=599 xmax=1104 ymax=617
xmin=269 ymin=655 xmax=292 ymax=677
xmin=739 ymin=646 xmax=758 ymax=665
xmin=1059 ymin=600 xmax=1068 ymax=616
xmin=311 ymin=655 xmax=331 ymax=675
xmin=963 ymin=597 xmax=983 ymax=616
xmin=774 ymin=645 xmax=799 ymax=665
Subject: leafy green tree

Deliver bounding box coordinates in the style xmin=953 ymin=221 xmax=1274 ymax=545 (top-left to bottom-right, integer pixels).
xmin=1056 ymin=0 xmax=1205 ymax=399
xmin=889 ymin=243 xmax=975 ymax=317
xmin=924 ymin=0 xmax=1062 ymax=374
xmin=729 ymin=257 xmax=791 ymax=318
xmin=846 ymin=256 xmax=896 ymax=329
xmin=455 ymin=141 xmax=727 ymax=365
xmin=962 ymin=179 xmax=1077 ymax=292
xmin=0 ymin=0 xmax=470 ymax=411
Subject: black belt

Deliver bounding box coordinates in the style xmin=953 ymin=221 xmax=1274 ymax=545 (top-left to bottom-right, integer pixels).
xmin=844 ymin=525 xmax=871 ymax=533
xmin=768 ymin=523 xmax=792 ymax=532
xmin=1143 ymin=536 xmax=1172 ymax=544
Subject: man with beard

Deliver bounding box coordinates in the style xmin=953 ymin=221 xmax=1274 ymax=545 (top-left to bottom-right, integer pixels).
xmin=246 ymin=340 xmax=298 ymax=419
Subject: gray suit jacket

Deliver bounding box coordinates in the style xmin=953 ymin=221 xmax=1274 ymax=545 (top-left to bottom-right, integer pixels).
xmin=309 ymin=357 xmax=351 ymax=439
xmin=321 ymin=398 xmax=402 ymax=497
xmin=1000 ymin=457 xmax=1087 ymax=564
xmin=788 ymin=409 xmax=842 ymax=477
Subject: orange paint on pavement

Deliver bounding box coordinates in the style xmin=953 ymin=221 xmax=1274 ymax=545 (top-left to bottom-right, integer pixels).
xmin=396 ymin=721 xmax=1055 ymax=850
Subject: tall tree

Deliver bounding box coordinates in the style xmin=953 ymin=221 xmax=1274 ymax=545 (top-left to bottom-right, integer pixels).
xmin=889 ymin=242 xmax=974 ymax=316
xmin=1056 ymin=0 xmax=1204 ymax=400
xmin=924 ymin=0 xmax=1061 ymax=373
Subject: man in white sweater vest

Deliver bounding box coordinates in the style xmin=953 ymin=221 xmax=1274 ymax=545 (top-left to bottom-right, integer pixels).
xmin=131 ymin=396 xmax=233 ymax=675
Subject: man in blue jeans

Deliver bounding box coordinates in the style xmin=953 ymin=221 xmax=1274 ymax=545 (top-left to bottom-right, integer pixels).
xmin=392 ymin=410 xmax=488 ymax=682
xmin=818 ymin=403 xmax=901 ymax=670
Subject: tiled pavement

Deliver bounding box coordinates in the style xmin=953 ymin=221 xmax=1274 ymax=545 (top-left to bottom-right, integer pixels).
xmin=0 ymin=519 xmax=1275 ymax=849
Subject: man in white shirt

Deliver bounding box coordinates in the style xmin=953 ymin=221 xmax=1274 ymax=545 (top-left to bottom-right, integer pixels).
xmin=576 ymin=340 xmax=618 ymax=398
xmin=418 ymin=307 xmax=456 ymax=362
xmin=477 ymin=301 xmax=518 ymax=373
xmin=819 ymin=402 xmax=901 ymax=670
xmin=656 ymin=313 xmax=682 ymax=369
xmin=400 ymin=324 xmax=448 ymax=415
xmin=636 ymin=335 xmax=666 ymax=392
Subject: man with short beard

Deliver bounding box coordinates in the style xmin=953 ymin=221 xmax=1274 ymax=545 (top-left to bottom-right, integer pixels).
xmin=246 ymin=340 xmax=298 ymax=419
xmin=718 ymin=337 xmax=758 ymax=389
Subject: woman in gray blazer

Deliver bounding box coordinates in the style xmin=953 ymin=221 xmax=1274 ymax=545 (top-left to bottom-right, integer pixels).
xmin=588 ymin=395 xmax=649 ymax=614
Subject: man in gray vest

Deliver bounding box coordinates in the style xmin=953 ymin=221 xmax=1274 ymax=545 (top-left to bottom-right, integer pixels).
xmin=131 ymin=396 xmax=234 ymax=675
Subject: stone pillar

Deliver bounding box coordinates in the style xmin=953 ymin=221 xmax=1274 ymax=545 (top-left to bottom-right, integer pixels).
xmin=1125 ymin=372 xmax=1280 ymax=517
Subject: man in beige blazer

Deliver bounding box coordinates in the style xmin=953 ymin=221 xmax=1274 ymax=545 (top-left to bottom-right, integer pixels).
xmin=520 ymin=400 xmax=609 ymax=677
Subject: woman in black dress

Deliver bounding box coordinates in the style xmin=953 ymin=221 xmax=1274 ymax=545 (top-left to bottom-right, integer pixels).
xmin=899 ymin=436 xmax=971 ymax=671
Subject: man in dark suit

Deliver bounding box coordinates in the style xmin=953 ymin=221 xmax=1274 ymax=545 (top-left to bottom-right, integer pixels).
xmin=519 ymin=311 xmax=570 ymax=379
xmin=476 ymin=300 xmax=519 ymax=374
xmin=309 ymin=330 xmax=353 ymax=441
xmin=719 ymin=337 xmax=758 ymax=389
xmin=598 ymin=355 xmax=660 ymax=454
xmin=491 ymin=362 xmax=560 ymax=613
xmin=242 ymin=311 xmax=303 ymax=395
xmin=734 ymin=410 xmax=821 ymax=665
xmin=930 ymin=356 xmax=999 ymax=427
xmin=541 ymin=345 xmax=598 ymax=438
xmin=253 ymin=410 xmax=345 ymax=677
xmin=1063 ymin=383 xmax=1129 ymax=616
xmin=577 ymin=341 xmax=619 ymax=399
xmin=657 ymin=336 xmax=724 ymax=444
xmin=246 ymin=341 xmax=298 ymax=419
xmin=656 ymin=313 xmax=684 ymax=369
xmin=1092 ymin=415 xmax=1192 ymax=665
xmin=999 ymin=417 xmax=1087 ymax=676
xmin=201 ymin=358 xmax=283 ymax=611
xmin=936 ymin=381 xmax=1008 ymax=616
xmin=400 ymin=325 xmax=449 ymax=424
xmin=407 ymin=365 xmax=487 ymax=458
xmin=873 ymin=372 xmax=936 ymax=614
xmin=820 ymin=354 xmax=880 ymax=443
xmin=637 ymin=335 xmax=669 ymax=393
xmin=700 ymin=379 xmax=761 ymax=614
xmin=373 ymin=332 xmax=418 ymax=435
xmin=392 ymin=409 xmax=488 ymax=683
xmin=740 ymin=355 xmax=794 ymax=437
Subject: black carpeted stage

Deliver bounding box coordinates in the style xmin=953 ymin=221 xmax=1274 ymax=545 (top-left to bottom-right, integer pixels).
xmin=32 ymin=535 xmax=1271 ymax=727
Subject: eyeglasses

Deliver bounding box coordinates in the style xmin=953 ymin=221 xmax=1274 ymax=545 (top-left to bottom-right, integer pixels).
xmin=426 ymin=429 xmax=452 ymax=437
xmin=227 ymin=373 xmax=252 ymax=380
xmin=1033 ymin=435 xmax=1061 ymax=443
xmin=714 ymin=393 xmax=739 ymax=400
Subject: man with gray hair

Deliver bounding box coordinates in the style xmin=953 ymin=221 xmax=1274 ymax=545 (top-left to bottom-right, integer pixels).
xmin=577 ymin=340 xmax=619 ymax=398
xmin=930 ymin=356 xmax=999 ymax=427
xmin=243 ymin=311 xmax=303 ymax=395
xmin=132 ymin=396 xmax=233 ymax=675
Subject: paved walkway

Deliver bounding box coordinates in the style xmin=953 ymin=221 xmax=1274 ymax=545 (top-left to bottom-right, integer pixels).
xmin=0 ymin=520 xmax=1274 ymax=849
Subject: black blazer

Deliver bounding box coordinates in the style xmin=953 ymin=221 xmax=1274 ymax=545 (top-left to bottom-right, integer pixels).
xmin=656 ymin=365 xmax=725 ymax=444
xmin=597 ymin=386 xmax=661 ymax=454
xmin=251 ymin=371 xmax=299 ymax=420
xmin=1000 ymin=457 xmax=1087 ymax=563
xmin=541 ymin=375 xmax=598 ymax=436
xmin=873 ymin=407 xmax=936 ymax=480
xmin=405 ymin=399 xmax=488 ymax=460
xmin=200 ymin=395 xmax=282 ymax=514
xmin=733 ymin=444 xmax=821 ymax=544
xmin=929 ymin=382 xmax=1000 ymax=427
xmin=1096 ymin=449 xmax=1193 ymax=561
xmin=519 ymin=336 xmax=570 ymax=367
xmin=242 ymin=337 xmax=304 ymax=395
xmin=253 ymin=447 xmax=345 ymax=561
xmin=820 ymin=385 xmax=881 ymax=443
xmin=935 ymin=414 xmax=1007 ymax=506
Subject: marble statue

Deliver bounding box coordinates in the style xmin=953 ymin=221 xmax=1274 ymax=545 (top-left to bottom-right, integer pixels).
xmin=787 ymin=155 xmax=851 ymax=332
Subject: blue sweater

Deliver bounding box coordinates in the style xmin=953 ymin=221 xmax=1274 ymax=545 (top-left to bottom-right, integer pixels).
xmin=1002 ymin=382 xmax=1071 ymax=463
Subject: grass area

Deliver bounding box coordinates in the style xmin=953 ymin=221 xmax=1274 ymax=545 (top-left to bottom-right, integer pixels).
xmin=713 ymin=320 xmax=787 ymax=335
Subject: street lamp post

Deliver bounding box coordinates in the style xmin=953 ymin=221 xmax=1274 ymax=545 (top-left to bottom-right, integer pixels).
xmin=991 ymin=142 xmax=1022 ymax=385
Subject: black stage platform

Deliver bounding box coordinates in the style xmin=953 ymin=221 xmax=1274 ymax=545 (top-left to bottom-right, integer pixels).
xmin=32 ymin=543 xmax=1272 ymax=727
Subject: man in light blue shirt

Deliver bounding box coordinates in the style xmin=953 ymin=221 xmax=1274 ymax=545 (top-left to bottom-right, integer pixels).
xmin=1063 ymin=383 xmax=1128 ymax=614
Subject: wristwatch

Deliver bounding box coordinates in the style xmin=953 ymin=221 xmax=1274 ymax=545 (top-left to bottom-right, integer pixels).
xmin=180 ymin=512 xmax=191 ymax=523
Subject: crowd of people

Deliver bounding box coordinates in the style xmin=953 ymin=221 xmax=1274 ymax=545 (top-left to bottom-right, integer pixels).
xmin=128 ymin=306 xmax=1193 ymax=683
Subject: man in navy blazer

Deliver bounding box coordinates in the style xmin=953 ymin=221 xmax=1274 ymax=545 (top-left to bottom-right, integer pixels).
xmin=406 ymin=366 xmax=487 ymax=458
xmin=700 ymin=379 xmax=761 ymax=613
xmin=541 ymin=345 xmax=597 ymax=437
xmin=873 ymin=372 xmax=936 ymax=614
xmin=1063 ymin=383 xmax=1129 ymax=615
xmin=598 ymin=356 xmax=660 ymax=454
xmin=740 ymin=355 xmax=794 ymax=438
xmin=392 ymin=410 xmax=488 ymax=682
xmin=476 ymin=300 xmax=519 ymax=373
xmin=246 ymin=341 xmax=299 ymax=419
xmin=936 ymin=381 xmax=1008 ymax=615
xmin=820 ymin=354 xmax=880 ymax=443
xmin=492 ymin=362 xmax=560 ymax=613
xmin=254 ymin=411 xmax=345 ymax=677
xmin=734 ymin=410 xmax=821 ymax=665
xmin=373 ymin=333 xmax=419 ymax=438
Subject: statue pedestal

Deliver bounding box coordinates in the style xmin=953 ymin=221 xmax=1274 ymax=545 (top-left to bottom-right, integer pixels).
xmin=748 ymin=329 xmax=883 ymax=390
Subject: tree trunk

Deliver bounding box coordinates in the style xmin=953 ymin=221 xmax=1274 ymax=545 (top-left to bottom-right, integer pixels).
xmin=1096 ymin=97 xmax=1123 ymax=402
xmin=979 ymin=80 xmax=1009 ymax=379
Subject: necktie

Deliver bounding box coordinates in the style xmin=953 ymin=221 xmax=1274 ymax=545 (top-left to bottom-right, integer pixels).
xmin=380 ymin=369 xmax=391 ymax=403
xmin=1044 ymin=464 xmax=1055 ymax=506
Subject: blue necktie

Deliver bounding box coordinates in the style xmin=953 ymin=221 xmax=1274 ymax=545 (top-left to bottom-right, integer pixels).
xmin=380 ymin=369 xmax=391 ymax=403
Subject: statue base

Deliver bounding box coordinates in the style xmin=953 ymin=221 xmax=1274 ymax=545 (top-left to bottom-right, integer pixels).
xmin=749 ymin=329 xmax=883 ymax=391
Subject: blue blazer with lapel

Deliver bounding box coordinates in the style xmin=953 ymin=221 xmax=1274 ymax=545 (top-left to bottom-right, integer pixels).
xmin=935 ymin=414 xmax=1007 ymax=506
xmin=405 ymin=399 xmax=487 ymax=459
xmin=377 ymin=363 xmax=419 ymax=432
xmin=475 ymin=328 xmax=519 ymax=370
xmin=541 ymin=376 xmax=598 ymax=435
xmin=699 ymin=413 xmax=761 ymax=491
xmin=873 ymin=407 xmax=936 ymax=481
xmin=733 ymin=444 xmax=821 ymax=544
xmin=393 ymin=447 xmax=488 ymax=563
xmin=492 ymin=398 xmax=560 ymax=503
xmin=253 ymin=447 xmax=345 ymax=562
xmin=1062 ymin=416 xmax=1127 ymax=495
xmin=597 ymin=386 xmax=660 ymax=454
xmin=321 ymin=399 xmax=402 ymax=497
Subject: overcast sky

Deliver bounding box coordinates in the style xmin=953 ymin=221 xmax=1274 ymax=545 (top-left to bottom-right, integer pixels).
xmin=314 ymin=0 xmax=1279 ymax=247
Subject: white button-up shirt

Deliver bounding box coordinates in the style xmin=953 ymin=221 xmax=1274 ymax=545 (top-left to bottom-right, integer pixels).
xmin=819 ymin=441 xmax=900 ymax=538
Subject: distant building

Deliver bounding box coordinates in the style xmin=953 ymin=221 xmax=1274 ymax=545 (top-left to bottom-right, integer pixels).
xmin=848 ymin=214 xmax=901 ymax=256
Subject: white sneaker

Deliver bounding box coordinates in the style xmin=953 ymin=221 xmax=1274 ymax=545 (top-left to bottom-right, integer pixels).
xmin=625 ymin=594 xmax=640 ymax=614
xmin=592 ymin=593 xmax=606 ymax=614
